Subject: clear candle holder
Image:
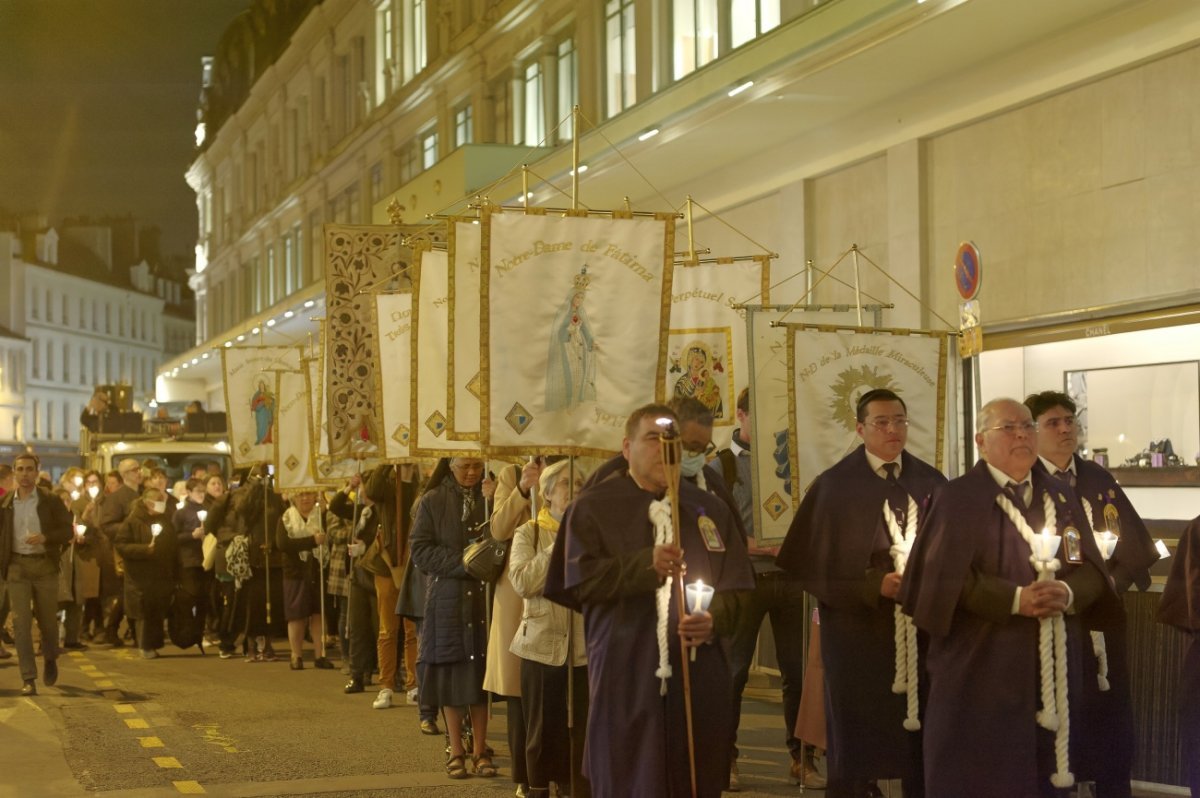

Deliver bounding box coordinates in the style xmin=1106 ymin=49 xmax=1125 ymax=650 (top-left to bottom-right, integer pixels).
xmin=1093 ymin=531 xmax=1118 ymax=561
xmin=685 ymin=579 xmax=714 ymax=614
xmin=1031 ymin=530 xmax=1061 ymax=563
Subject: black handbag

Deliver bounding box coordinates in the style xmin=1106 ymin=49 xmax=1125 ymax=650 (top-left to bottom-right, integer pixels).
xmin=462 ymin=529 xmax=510 ymax=583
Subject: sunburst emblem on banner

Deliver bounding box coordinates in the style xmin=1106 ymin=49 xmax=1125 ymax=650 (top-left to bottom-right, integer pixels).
xmin=284 ymin=455 xmax=300 ymax=472
xmin=506 ymin=403 xmax=533 ymax=434
xmin=828 ymin=366 xmax=898 ymax=431
xmin=425 ymin=412 xmax=447 ymax=438
xmin=239 ymin=441 xmax=252 ymax=457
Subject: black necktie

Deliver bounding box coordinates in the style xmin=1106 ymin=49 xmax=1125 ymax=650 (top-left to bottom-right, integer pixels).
xmin=1055 ymin=469 xmax=1076 ymax=489
xmin=1005 ymin=480 xmax=1029 ymax=512
xmin=882 ymin=462 xmax=899 ymax=483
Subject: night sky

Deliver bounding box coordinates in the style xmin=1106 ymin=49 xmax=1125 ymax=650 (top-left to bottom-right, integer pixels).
xmin=0 ymin=0 xmax=251 ymax=258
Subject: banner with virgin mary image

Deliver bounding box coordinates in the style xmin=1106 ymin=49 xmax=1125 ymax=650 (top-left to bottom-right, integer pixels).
xmin=446 ymin=217 xmax=483 ymax=440
xmin=481 ymin=208 xmax=675 ymax=456
xmin=411 ymin=244 xmax=481 ymax=457
xmin=221 ymin=344 xmax=304 ymax=467
xmin=666 ymin=256 xmax=770 ymax=434
xmin=786 ymin=326 xmax=950 ymax=508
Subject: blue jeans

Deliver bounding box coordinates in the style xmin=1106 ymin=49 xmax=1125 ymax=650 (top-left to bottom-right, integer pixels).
xmin=728 ymin=570 xmax=809 ymax=761
xmin=6 ymin=554 xmax=61 ymax=683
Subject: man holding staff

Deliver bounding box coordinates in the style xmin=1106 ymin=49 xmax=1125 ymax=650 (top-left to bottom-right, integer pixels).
xmin=545 ymin=403 xmax=754 ymax=797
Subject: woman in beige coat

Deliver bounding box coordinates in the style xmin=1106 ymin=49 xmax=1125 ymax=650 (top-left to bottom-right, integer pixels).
xmin=509 ymin=460 xmax=589 ymax=798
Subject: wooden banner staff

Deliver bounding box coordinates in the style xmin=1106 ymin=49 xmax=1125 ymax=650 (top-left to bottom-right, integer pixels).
xmin=263 ymin=463 xmax=273 ymax=625
xmin=317 ymin=497 xmax=327 ymax=660
xmin=345 ymin=453 xmax=367 ymax=646
xmin=656 ymin=419 xmax=698 ymax=798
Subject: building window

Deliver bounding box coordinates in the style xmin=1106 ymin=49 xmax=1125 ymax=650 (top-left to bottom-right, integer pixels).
xmin=523 ymin=61 xmax=545 ymax=147
xmin=402 ymin=0 xmax=427 ymax=82
xmin=61 ymin=342 xmax=68 ymax=381
xmin=730 ymin=0 xmax=780 ymax=49
xmin=557 ymin=38 xmax=577 ymax=141
xmin=31 ymin=340 xmax=39 ymax=379
xmin=421 ymin=128 xmax=438 ymax=170
xmin=454 ymin=103 xmax=473 ymax=149
xmin=61 ymin=294 xmax=69 ymax=325
xmin=379 ymin=2 xmax=396 ymax=100
xmin=62 ymin=403 xmax=70 ymax=441
xmin=605 ymin=0 xmax=636 ymax=117
xmin=47 ymin=400 xmax=54 ymax=440
xmin=370 ymin=161 xmax=385 ymax=204
xmin=294 ymin=223 xmax=305 ymax=288
xmin=267 ymin=245 xmax=277 ymax=306
xmin=491 ymin=74 xmax=512 ymax=146
xmin=32 ymin=401 xmax=39 ymax=439
xmin=673 ymin=0 xmax=718 ymax=80
xmin=284 ymin=234 xmax=296 ymax=295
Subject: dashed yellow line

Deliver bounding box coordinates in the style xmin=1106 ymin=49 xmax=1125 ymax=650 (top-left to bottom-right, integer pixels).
xmin=172 ymin=781 xmax=206 ymax=794
xmin=115 ymin=704 xmax=137 ymax=715
xmin=124 ymin=718 xmax=149 ymax=730
xmin=153 ymin=757 xmax=182 ymax=769
xmin=138 ymin=737 xmax=165 ymax=749
xmin=96 ymin=680 xmax=116 ymax=688
xmin=68 ymin=651 xmax=87 ymax=659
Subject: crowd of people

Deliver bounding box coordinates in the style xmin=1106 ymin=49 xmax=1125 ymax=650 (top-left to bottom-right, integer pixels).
xmin=1 ymin=387 xmax=1198 ymax=798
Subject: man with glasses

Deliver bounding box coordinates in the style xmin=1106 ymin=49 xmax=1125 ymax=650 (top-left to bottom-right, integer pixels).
xmin=0 ymin=453 xmax=73 ymax=695
xmin=97 ymin=458 xmax=142 ymax=646
xmin=901 ymin=398 xmax=1118 ymax=797
xmin=777 ymin=388 xmax=944 ymax=798
xmin=1026 ymin=390 xmax=1157 ymax=798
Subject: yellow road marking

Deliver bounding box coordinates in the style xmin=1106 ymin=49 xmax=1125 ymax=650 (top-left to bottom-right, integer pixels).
xmin=96 ymin=680 xmax=115 ymax=688
xmin=153 ymin=757 xmax=182 ymax=769
xmin=124 ymin=718 xmax=149 ymax=729
xmin=86 ymin=671 xmax=108 ymax=678
xmin=172 ymin=781 xmax=206 ymax=794
xmin=138 ymin=737 xmax=164 ymax=748
xmin=115 ymin=705 xmax=137 ymax=715
xmin=78 ymin=663 xmax=97 ymax=670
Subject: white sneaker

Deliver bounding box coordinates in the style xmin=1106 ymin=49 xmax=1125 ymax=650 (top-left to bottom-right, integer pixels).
xmin=372 ymin=687 xmax=393 ymax=709
xmin=406 ymin=687 xmax=419 ymax=705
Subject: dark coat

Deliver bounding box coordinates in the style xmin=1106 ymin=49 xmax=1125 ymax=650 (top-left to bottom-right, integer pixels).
xmin=0 ymin=485 xmax=74 ymax=579
xmin=409 ymin=479 xmax=487 ymax=666
xmin=1158 ymin=516 xmax=1200 ymax=796
xmin=274 ymin=508 xmax=332 ymax=582
xmin=174 ymin=499 xmax=207 ymax=569
xmin=115 ymin=502 xmax=177 ymax=620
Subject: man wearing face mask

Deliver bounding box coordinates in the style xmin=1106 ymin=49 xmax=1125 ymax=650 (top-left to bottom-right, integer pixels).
xmin=115 ymin=487 xmax=177 ymax=658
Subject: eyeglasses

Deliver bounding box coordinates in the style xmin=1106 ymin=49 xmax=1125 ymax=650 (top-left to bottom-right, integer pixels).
xmin=983 ymin=422 xmax=1037 ymax=436
xmin=683 ymin=442 xmax=717 ymax=457
xmin=1041 ymin=416 xmax=1078 ymax=430
xmin=866 ymin=418 xmax=910 ymax=431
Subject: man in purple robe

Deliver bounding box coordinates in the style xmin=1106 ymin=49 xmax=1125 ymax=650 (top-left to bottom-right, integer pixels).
xmin=544 ymin=403 xmax=755 ymax=798
xmin=1026 ymin=390 xmax=1159 ymax=798
xmin=900 ymin=398 xmax=1121 ymax=798
xmin=776 ymin=388 xmax=945 ymax=798
xmin=1157 ymin=515 xmax=1200 ymax=796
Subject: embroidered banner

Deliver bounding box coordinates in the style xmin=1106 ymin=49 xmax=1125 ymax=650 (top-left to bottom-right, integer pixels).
xmin=311 ymin=322 xmax=381 ymax=483
xmin=374 ymin=291 xmax=416 ymax=461
xmin=786 ymin=326 xmax=949 ymax=509
xmin=446 ymin=218 xmax=483 ymax=441
xmin=324 ymin=224 xmax=424 ymax=462
xmin=411 ymin=245 xmax=481 ymax=457
xmin=666 ymin=257 xmax=769 ymax=429
xmin=481 ymin=209 xmax=675 ymax=456
xmin=273 ymin=366 xmax=321 ymax=493
xmin=220 ymin=345 xmax=303 ymax=467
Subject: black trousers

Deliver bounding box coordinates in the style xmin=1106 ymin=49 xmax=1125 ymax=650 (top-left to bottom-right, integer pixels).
xmin=347 ymin=576 xmax=378 ymax=679
xmin=520 ymin=658 xmax=590 ymax=797
xmin=506 ymin=696 xmax=528 ymax=786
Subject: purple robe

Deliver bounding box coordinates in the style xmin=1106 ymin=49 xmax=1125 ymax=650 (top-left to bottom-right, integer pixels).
xmin=775 ymin=446 xmax=945 ymax=786
xmin=1158 ymin=515 xmax=1200 ymax=796
xmin=899 ymin=461 xmax=1120 ymax=798
xmin=544 ymin=475 xmax=755 ymax=798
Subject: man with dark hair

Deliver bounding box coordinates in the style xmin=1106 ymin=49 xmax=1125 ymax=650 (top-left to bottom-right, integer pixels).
xmin=0 ymin=453 xmax=73 ymax=695
xmin=545 ymin=403 xmax=755 ymax=797
xmin=1025 ymin=390 xmax=1157 ymax=798
xmin=777 ymin=388 xmax=944 ymax=797
xmin=96 ymin=458 xmax=143 ymax=646
xmin=719 ymin=386 xmax=819 ymax=789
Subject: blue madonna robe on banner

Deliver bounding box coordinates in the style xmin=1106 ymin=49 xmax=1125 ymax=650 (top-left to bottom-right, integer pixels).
xmin=899 ymin=461 xmax=1120 ymax=798
xmin=775 ymin=445 xmax=945 ymax=788
xmin=544 ymin=476 xmax=755 ymax=798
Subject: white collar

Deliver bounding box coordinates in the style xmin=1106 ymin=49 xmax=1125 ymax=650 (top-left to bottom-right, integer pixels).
xmin=865 ymin=449 xmax=901 ymax=479
xmin=986 ymin=462 xmax=1031 ymax=493
xmin=1038 ymin=455 xmax=1074 ymax=477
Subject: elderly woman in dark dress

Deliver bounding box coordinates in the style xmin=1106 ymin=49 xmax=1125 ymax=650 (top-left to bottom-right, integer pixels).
xmin=410 ymin=457 xmax=495 ymax=780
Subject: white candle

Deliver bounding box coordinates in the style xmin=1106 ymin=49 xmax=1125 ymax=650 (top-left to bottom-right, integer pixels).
xmin=87 ymin=485 xmax=100 ymax=499
xmin=70 ymin=490 xmax=80 ymax=501
xmin=1093 ymin=531 xmax=1118 ymax=561
xmin=197 ymin=510 xmax=208 ymax=524
xmin=1033 ymin=528 xmax=1061 ymax=562
xmin=73 ymin=475 xmax=83 ymax=488
xmin=74 ymin=523 xmax=87 ymax=538
xmin=685 ymin=579 xmax=715 ymax=614
xmin=1155 ymin=539 xmax=1171 ymax=559
xmin=151 ymin=523 xmax=163 ymax=538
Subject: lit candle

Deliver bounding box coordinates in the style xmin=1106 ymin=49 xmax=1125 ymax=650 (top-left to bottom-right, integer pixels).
xmin=1034 ymin=528 xmax=1061 ymax=562
xmin=1093 ymin=531 xmax=1118 ymax=561
xmin=177 ymin=500 xmax=186 ymax=510
xmin=73 ymin=475 xmax=83 ymax=488
xmin=151 ymin=523 xmax=163 ymax=538
xmin=197 ymin=510 xmax=208 ymax=524
xmin=70 ymin=490 xmax=80 ymax=501
xmin=1155 ymin=539 xmax=1171 ymax=559
xmin=685 ymin=579 xmax=715 ymax=615
xmin=74 ymin=523 xmax=87 ymax=539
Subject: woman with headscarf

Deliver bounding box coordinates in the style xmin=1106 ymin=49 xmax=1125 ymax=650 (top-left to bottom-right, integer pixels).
xmin=410 ymin=456 xmax=495 ymax=780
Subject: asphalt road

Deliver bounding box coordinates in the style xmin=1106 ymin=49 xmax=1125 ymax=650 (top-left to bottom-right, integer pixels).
xmin=0 ymin=641 xmax=811 ymax=797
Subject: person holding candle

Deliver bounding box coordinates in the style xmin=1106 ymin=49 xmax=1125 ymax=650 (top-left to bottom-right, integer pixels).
xmin=1026 ymin=390 xmax=1158 ymax=798
xmin=174 ymin=478 xmax=212 ymax=649
xmin=1157 ymin=514 xmax=1200 ymax=796
xmin=544 ymin=404 xmax=755 ymax=798
xmin=275 ymin=490 xmax=335 ymax=670
xmin=509 ymin=459 xmax=591 ymax=798
xmin=776 ymin=388 xmax=946 ymax=798
xmin=900 ymin=398 xmax=1120 ymax=797
xmin=115 ymin=487 xmax=178 ymax=659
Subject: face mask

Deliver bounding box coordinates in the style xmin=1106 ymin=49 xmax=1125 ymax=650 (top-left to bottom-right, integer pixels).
xmin=151 ymin=501 xmax=167 ymax=515
xmin=681 ymin=451 xmax=707 ymax=478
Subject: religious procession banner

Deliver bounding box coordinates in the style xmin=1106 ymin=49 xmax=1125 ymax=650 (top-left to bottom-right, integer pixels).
xmin=446 ymin=217 xmax=483 ymax=441
xmin=310 ymin=322 xmax=381 ymax=483
xmin=373 ymin=291 xmax=415 ymax=461
xmin=786 ymin=325 xmax=951 ymax=506
xmin=273 ymin=365 xmax=320 ymax=493
xmin=220 ymin=344 xmax=304 ymax=467
xmin=411 ymin=244 xmax=481 ymax=457
xmin=481 ymin=208 xmax=675 ymax=457
xmin=666 ymin=256 xmax=770 ymax=431
xmin=323 ymin=223 xmax=424 ymax=462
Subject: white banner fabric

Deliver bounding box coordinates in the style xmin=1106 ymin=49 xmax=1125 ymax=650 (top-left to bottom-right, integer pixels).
xmin=482 ymin=210 xmax=674 ymax=456
xmin=274 ymin=367 xmax=322 ymax=493
xmin=221 ymin=345 xmax=303 ymax=467
xmin=446 ymin=218 xmax=482 ymax=441
xmin=374 ymin=292 xmax=416 ymax=461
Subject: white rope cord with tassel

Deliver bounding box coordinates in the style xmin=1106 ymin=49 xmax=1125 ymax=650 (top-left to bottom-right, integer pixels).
xmin=648 ymin=497 xmax=675 ymax=695
xmin=994 ymin=489 xmax=1074 ymax=788
xmin=1080 ymin=498 xmax=1111 ymax=692
xmin=882 ymin=495 xmax=921 ymax=731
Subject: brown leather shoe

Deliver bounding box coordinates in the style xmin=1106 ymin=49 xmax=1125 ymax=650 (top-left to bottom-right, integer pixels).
xmin=789 ymin=757 xmax=827 ymax=789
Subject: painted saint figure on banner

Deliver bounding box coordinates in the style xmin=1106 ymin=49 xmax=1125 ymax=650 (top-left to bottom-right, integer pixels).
xmin=673 ymin=341 xmax=723 ymax=417
xmin=250 ymin=378 xmax=275 ymax=444
xmin=545 ymin=265 xmax=597 ymax=411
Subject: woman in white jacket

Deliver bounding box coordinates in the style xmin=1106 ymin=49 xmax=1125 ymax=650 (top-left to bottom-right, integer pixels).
xmin=509 ymin=460 xmax=590 ymax=798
